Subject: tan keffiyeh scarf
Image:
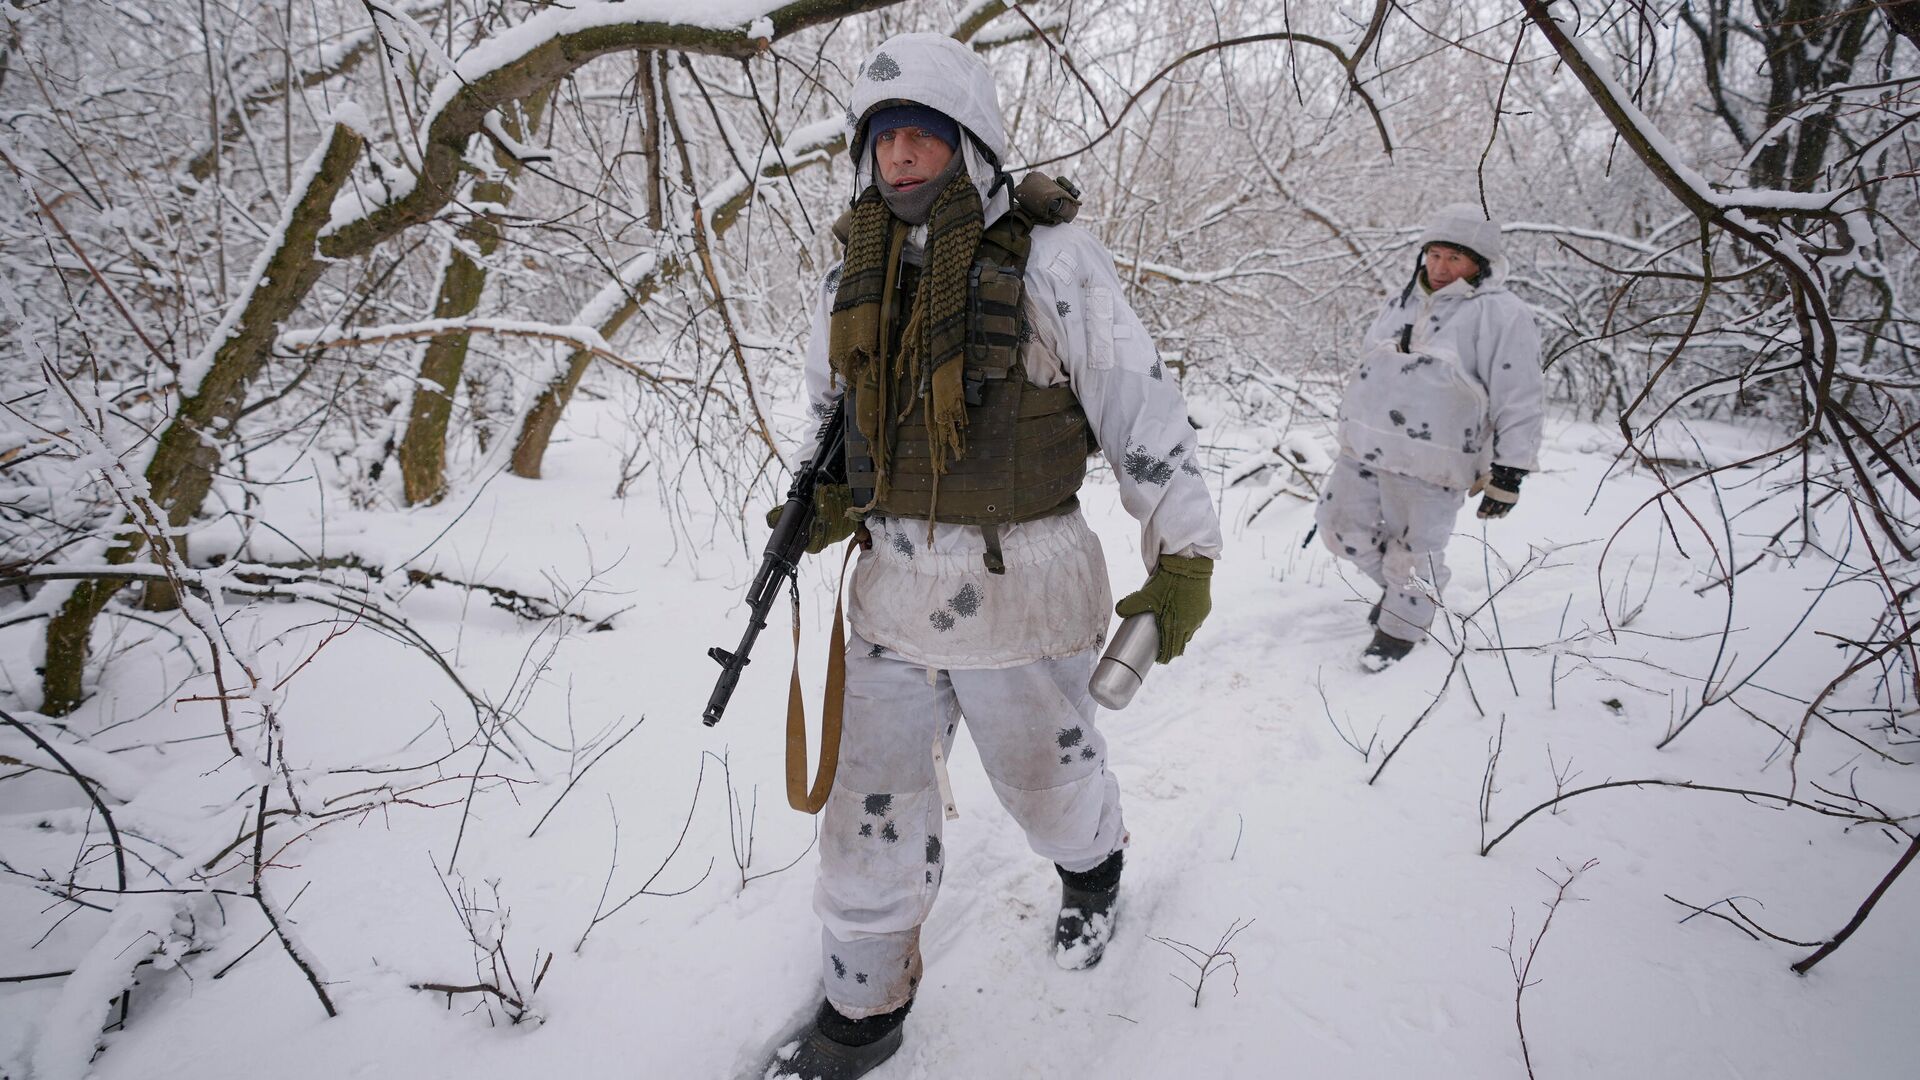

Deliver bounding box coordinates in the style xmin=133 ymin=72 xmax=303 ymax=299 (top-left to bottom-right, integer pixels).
xmin=827 ymin=175 xmax=985 ymax=513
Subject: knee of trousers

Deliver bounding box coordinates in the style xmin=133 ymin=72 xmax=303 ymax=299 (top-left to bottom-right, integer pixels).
xmin=814 ymin=785 xmax=943 ymax=940
xmin=1383 ymin=544 xmax=1451 ymax=592
xmin=1317 ymin=495 xmax=1382 ymax=563
xmin=989 ymin=769 xmax=1123 ymax=869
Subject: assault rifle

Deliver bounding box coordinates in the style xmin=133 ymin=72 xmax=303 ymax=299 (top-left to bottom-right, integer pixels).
xmin=703 ymin=401 xmax=848 ymax=727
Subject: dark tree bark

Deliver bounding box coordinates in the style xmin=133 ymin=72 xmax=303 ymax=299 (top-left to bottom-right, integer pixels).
xmin=43 ymin=122 xmax=363 ymax=714
xmin=399 ymin=91 xmax=550 ymax=505
xmin=40 ymin=0 xmax=905 ymax=715
xmin=1682 ymin=0 xmax=1879 ymax=191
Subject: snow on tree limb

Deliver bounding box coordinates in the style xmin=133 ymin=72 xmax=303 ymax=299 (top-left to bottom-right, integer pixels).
xmin=317 ymin=0 xmax=899 ymax=258
xmin=282 ymin=317 xmax=693 ymax=390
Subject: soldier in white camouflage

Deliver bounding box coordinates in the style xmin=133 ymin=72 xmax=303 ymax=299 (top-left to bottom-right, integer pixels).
xmin=760 ymin=31 xmax=1223 ymax=1080
xmin=1320 ymin=204 xmax=1546 ymax=670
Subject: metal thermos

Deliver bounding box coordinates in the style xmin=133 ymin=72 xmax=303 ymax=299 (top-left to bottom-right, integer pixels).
xmin=1088 ymin=613 xmax=1158 ymax=710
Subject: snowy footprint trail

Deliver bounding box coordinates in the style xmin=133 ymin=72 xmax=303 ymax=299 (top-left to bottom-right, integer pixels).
xmin=827 ymin=421 xmax=1917 ymax=1079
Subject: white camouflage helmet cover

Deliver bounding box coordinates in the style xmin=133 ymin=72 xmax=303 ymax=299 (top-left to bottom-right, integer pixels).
xmin=847 ymin=33 xmax=1009 ymax=165
xmin=1419 ymin=203 xmax=1506 ymax=266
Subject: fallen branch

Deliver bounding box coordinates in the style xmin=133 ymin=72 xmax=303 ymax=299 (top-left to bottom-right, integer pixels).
xmin=1480 ymin=778 xmax=1909 ymax=856
xmin=1501 ymin=859 xmax=1597 ymax=1080
xmin=1792 ymin=831 xmax=1920 ymax=975
xmin=528 ymin=715 xmax=647 ymax=838
xmin=0 ymin=708 xmax=126 ymax=894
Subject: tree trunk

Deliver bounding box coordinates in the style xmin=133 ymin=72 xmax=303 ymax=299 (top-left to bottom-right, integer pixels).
xmin=42 ymin=0 xmax=904 ymax=714
xmin=399 ymin=93 xmax=548 ymax=505
xmin=42 ymin=122 xmax=363 ymax=715
xmin=509 ymin=285 xmax=652 ymax=479
xmin=506 ymin=81 xmax=849 ymax=479
xmin=1748 ymin=0 xmax=1874 ymax=192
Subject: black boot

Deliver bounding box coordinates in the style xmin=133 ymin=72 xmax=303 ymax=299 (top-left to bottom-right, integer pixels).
xmin=1367 ymin=597 xmax=1382 ymax=626
xmin=1360 ymin=628 xmax=1416 ymax=672
xmin=1054 ymin=850 xmax=1123 ymax=970
xmin=763 ymin=999 xmax=909 ymax=1080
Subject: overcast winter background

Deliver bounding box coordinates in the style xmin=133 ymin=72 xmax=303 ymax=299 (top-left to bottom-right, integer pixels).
xmin=2 ymin=1 xmax=1916 ymax=1077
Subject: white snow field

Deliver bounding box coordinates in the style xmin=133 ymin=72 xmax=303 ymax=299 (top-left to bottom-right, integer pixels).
xmin=3 ymin=405 xmax=1915 ymax=1080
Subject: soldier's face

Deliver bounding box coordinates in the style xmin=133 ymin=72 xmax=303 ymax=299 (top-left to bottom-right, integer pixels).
xmin=1424 ymin=244 xmax=1481 ymax=288
xmin=874 ymin=127 xmax=954 ymax=190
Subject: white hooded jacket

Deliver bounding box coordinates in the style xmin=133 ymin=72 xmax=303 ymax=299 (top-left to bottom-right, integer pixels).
xmin=796 ymin=33 xmax=1223 ymax=669
xmin=1336 ymin=205 xmax=1546 ymax=488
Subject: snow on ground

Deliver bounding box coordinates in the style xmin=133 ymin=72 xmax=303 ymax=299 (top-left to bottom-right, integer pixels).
xmin=3 ymin=400 xmax=1915 ymax=1079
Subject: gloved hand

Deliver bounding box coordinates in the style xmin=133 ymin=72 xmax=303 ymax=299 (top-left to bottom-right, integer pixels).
xmin=1115 ymin=554 xmax=1213 ymax=664
xmin=765 ymin=482 xmax=858 ymax=554
xmin=1476 ymin=464 xmax=1526 ymax=519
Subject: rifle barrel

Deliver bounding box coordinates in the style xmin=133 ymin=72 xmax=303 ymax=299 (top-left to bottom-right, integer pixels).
xmin=701 ymin=402 xmax=845 ymax=728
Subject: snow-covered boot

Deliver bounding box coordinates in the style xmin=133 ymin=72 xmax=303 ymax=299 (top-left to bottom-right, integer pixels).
xmin=1359 ymin=629 xmax=1416 ymax=672
xmin=1054 ymin=850 xmax=1123 ymax=970
xmin=763 ymin=999 xmax=908 ymax=1080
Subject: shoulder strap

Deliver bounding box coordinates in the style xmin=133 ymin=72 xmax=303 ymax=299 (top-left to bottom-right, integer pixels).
xmin=978 ymin=207 xmax=1036 ymax=270
xmin=976 ymin=172 xmax=1086 ymax=271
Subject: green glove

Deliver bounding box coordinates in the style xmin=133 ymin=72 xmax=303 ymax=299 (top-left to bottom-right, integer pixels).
xmin=765 ymin=482 xmax=858 ymax=555
xmin=1115 ymin=553 xmax=1213 ymax=664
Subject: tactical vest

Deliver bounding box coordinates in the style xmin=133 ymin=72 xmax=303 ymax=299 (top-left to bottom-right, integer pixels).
xmin=844 ymin=174 xmax=1095 ymax=529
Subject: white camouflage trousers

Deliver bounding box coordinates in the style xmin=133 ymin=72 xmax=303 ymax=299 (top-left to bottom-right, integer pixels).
xmin=812 ymin=630 xmax=1126 ymax=1018
xmin=1315 ymin=455 xmax=1465 ymax=640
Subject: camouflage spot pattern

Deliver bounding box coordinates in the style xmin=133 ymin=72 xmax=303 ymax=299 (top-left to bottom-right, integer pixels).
xmin=1056 ymin=299 xmax=1071 ymax=317
xmin=1057 ymin=726 xmax=1085 ymax=749
xmin=864 ymin=793 xmax=893 ymax=816
xmin=1123 ymin=444 xmax=1175 ymax=486
xmin=948 ymin=583 xmax=981 ymax=618
xmin=866 ymin=52 xmax=901 ymax=81
xmin=930 ymin=609 xmax=956 ymax=632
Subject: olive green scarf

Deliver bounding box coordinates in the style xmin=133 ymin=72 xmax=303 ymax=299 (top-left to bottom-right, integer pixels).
xmin=827 ymin=175 xmax=984 ymax=511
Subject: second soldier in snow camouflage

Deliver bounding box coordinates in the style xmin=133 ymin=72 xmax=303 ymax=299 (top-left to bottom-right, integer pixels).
xmin=760 ymin=31 xmax=1224 ymax=1080
xmin=1319 ymin=204 xmax=1546 ymax=671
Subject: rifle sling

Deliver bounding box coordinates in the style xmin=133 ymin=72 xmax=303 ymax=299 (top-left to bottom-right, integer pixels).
xmin=786 ymin=540 xmax=858 ymax=813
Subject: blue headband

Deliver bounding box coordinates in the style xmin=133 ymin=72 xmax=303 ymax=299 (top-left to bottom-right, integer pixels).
xmin=865 ymin=104 xmax=961 ymax=153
